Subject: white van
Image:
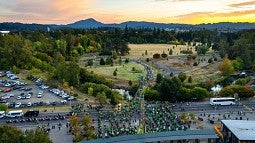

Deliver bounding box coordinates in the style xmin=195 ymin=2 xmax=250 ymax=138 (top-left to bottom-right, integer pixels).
xmin=6 ymin=110 xmax=23 ymax=118
xmin=0 ymin=111 xmax=5 ymax=118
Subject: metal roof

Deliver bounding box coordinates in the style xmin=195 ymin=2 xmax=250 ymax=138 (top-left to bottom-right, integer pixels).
xmin=81 ymin=129 xmax=218 ymax=143
xmin=222 ymin=120 xmax=255 ymax=141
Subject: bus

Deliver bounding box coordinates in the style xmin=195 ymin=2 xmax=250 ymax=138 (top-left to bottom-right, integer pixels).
xmin=210 ymin=97 xmax=236 ymax=106
xmin=0 ymin=111 xmax=5 ymax=118
xmin=6 ymin=110 xmax=23 ymax=118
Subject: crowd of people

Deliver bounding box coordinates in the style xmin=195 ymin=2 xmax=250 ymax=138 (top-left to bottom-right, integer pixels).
xmin=93 ymin=99 xmax=186 ymax=138
xmin=145 ymin=101 xmax=186 ymax=133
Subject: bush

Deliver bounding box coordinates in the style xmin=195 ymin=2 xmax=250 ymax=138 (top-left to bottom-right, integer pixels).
xmin=99 ymin=58 xmax=105 ymax=65
xmin=193 ymin=62 xmax=198 ymax=66
xmin=125 ymin=58 xmax=129 ymax=63
xmin=113 ymin=70 xmax=117 ymax=76
xmin=187 ymin=54 xmax=196 ymax=60
xmin=208 ymin=58 xmax=213 ymax=63
xmin=180 ymin=50 xmax=193 ymax=54
xmin=161 ymin=53 xmax=168 ymax=58
xmin=153 ymin=53 xmax=160 ymax=59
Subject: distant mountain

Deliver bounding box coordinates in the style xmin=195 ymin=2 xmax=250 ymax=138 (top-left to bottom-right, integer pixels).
xmin=67 ymin=18 xmax=104 ymax=28
xmin=0 ymin=22 xmax=58 ymax=31
xmin=1 ymin=18 xmax=255 ymax=31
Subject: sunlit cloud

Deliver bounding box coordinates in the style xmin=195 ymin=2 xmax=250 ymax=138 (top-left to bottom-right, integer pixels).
xmin=229 ymin=0 xmax=255 ymax=7
xmin=0 ymin=0 xmax=254 ymax=24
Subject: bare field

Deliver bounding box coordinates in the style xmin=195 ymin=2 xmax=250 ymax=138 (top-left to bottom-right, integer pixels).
xmin=127 ymin=44 xmax=197 ymax=58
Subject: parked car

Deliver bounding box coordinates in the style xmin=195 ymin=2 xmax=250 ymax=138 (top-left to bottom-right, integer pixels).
xmin=27 ymin=102 xmax=32 ymax=107
xmin=24 ymin=88 xmax=32 ymax=91
xmin=6 ymin=102 xmax=15 ymax=108
xmin=17 ymin=96 xmax=22 ymax=100
xmin=3 ymin=88 xmax=12 ymax=93
xmin=26 ymin=94 xmax=31 ymax=99
xmin=61 ymin=100 xmax=67 ymax=104
xmin=15 ymin=102 xmax=22 ymax=108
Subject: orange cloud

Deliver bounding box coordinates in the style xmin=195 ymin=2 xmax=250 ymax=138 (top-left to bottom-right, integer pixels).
xmin=229 ymin=0 xmax=255 ymax=7
xmin=173 ymin=9 xmax=255 ymax=24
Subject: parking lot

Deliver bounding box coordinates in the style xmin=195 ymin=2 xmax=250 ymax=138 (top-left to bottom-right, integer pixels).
xmin=0 ymin=71 xmax=75 ymax=109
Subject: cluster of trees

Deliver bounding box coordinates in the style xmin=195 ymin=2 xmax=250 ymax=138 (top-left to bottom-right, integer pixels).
xmin=213 ymin=30 xmax=255 ymax=70
xmin=219 ymin=85 xmax=254 ymax=99
xmin=0 ymin=125 xmax=52 ymax=143
xmin=143 ymin=73 xmax=209 ymax=102
xmin=69 ymin=114 xmax=97 ymax=142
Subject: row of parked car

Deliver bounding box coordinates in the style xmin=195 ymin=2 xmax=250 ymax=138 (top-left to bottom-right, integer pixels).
xmin=6 ymin=100 xmax=66 ymax=108
xmin=49 ymin=88 xmax=75 ymax=100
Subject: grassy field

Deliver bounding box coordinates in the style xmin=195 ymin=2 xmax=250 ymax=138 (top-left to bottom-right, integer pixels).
xmin=88 ymin=62 xmax=146 ymax=81
xmin=127 ymin=44 xmax=197 ymax=58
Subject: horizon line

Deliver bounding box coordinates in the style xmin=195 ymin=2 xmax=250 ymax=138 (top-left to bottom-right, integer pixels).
xmin=1 ymin=18 xmax=255 ymax=25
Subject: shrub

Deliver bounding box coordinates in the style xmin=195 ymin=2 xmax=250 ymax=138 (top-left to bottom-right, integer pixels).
xmin=208 ymin=58 xmax=213 ymax=63
xmin=193 ymin=62 xmax=198 ymax=66
xmin=153 ymin=53 xmax=160 ymax=59
xmin=161 ymin=53 xmax=168 ymax=58
xmin=125 ymin=58 xmax=129 ymax=63
xmin=180 ymin=50 xmax=193 ymax=54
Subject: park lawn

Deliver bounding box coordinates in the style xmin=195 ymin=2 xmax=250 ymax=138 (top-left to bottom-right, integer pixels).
xmin=88 ymin=62 xmax=146 ymax=81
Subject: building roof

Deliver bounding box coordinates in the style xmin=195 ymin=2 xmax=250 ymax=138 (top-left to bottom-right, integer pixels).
xmin=81 ymin=130 xmax=218 ymax=143
xmin=222 ymin=120 xmax=255 ymax=141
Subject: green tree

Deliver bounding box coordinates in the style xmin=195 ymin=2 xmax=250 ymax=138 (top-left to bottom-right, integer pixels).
xmin=196 ymin=45 xmax=209 ymax=55
xmin=88 ymin=87 xmax=93 ymax=96
xmin=25 ymin=128 xmax=52 ymax=143
xmin=0 ymin=104 xmax=8 ymax=112
xmin=156 ymin=73 xmax=163 ymax=83
xmin=188 ymin=76 xmax=192 ymax=83
xmin=129 ymin=84 xmax=139 ymax=96
xmin=158 ymin=77 xmax=182 ymax=102
xmin=178 ymin=72 xmax=187 ymax=82
xmin=99 ymin=58 xmax=105 ymax=65
xmin=113 ymin=70 xmax=117 ymax=76
xmin=112 ymin=51 xmax=118 ymax=59
xmin=143 ymin=87 xmax=160 ymax=101
xmin=87 ymin=59 xmax=93 ymax=67
xmin=218 ymin=57 xmax=234 ymax=76
xmin=82 ymin=114 xmax=92 ymax=129
xmin=125 ymin=58 xmax=129 ymax=63
xmin=106 ymin=57 xmax=113 ymax=65
xmin=112 ymin=90 xmax=122 ymax=105
xmin=169 ymin=49 xmax=173 ymax=55
xmin=96 ymin=92 xmax=108 ymax=106
xmin=0 ymin=125 xmax=25 ymax=143
xmin=145 ymin=50 xmax=148 ymax=55
xmin=232 ymin=57 xmax=244 ymax=71
xmin=128 ymin=80 xmax=133 ymax=86
xmin=191 ymin=87 xmax=209 ymax=101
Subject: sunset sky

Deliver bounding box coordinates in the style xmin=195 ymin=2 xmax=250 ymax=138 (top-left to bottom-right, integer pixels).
xmin=0 ymin=0 xmax=255 ymax=24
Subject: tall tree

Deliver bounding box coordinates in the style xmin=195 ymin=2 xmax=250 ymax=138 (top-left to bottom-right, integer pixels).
xmin=218 ymin=57 xmax=234 ymax=76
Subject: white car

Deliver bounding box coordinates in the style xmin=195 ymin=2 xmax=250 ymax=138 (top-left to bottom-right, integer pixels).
xmin=17 ymin=96 xmax=22 ymax=100
xmin=27 ymin=102 xmax=32 ymax=107
xmin=7 ymin=93 xmax=14 ymax=97
xmin=26 ymin=94 xmax=31 ymax=99
xmin=61 ymin=100 xmax=67 ymax=104
xmin=15 ymin=102 xmax=21 ymax=108
xmin=37 ymin=91 xmax=43 ymax=98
